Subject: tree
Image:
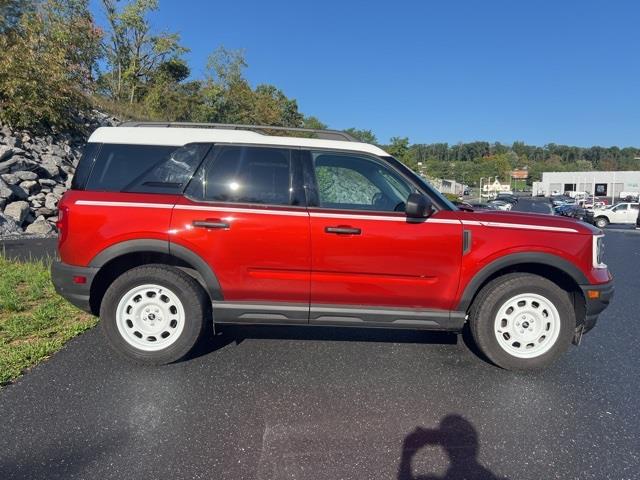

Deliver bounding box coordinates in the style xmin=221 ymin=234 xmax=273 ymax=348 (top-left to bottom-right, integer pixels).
xmin=0 ymin=0 xmax=32 ymax=32
xmin=303 ymin=116 xmax=327 ymax=130
xmin=344 ymin=128 xmax=377 ymax=144
xmin=0 ymin=0 xmax=102 ymax=129
xmin=99 ymin=0 xmax=187 ymax=103
xmin=195 ymin=46 xmax=303 ymax=127
xmin=386 ymin=137 xmax=416 ymax=168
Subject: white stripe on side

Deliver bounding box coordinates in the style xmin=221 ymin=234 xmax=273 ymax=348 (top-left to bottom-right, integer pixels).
xmin=75 ymin=200 xmax=173 ymax=209
xmin=309 ymin=212 xmax=461 ymax=224
xmin=461 ymin=220 xmax=578 ymax=233
xmin=174 ymin=204 xmax=309 ymax=217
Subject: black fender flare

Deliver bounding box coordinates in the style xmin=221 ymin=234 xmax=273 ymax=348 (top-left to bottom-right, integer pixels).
xmin=89 ymin=239 xmax=223 ymax=300
xmin=456 ymin=252 xmax=589 ymax=312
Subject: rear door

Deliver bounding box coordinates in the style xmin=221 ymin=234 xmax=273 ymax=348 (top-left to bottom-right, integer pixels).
xmin=170 ymin=145 xmax=311 ymax=324
xmin=304 ymin=150 xmax=463 ymax=327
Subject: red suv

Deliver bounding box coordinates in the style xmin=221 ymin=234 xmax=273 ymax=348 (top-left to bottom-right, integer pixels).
xmin=52 ymin=123 xmax=613 ymax=370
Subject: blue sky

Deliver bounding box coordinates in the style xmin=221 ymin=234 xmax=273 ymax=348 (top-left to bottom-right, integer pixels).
xmin=90 ymin=0 xmax=639 ymax=147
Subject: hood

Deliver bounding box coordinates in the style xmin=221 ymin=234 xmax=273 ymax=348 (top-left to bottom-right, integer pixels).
xmin=463 ymin=209 xmax=601 ymax=235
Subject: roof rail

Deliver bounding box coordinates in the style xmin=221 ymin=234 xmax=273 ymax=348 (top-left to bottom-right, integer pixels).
xmin=117 ymin=121 xmax=358 ymax=142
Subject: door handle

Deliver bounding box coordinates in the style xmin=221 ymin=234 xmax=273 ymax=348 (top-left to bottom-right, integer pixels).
xmin=325 ymin=226 xmax=361 ymax=235
xmin=192 ymin=219 xmax=230 ymax=229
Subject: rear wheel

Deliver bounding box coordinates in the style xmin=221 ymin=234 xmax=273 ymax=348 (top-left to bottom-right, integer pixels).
xmin=469 ymin=273 xmax=575 ymax=371
xmin=595 ymin=216 xmax=609 ymax=228
xmin=100 ymin=265 xmax=209 ymax=365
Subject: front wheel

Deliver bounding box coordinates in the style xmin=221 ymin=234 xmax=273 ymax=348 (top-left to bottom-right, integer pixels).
xmin=100 ymin=265 xmax=209 ymax=365
xmin=469 ymin=273 xmax=575 ymax=371
xmin=595 ymin=216 xmax=609 ymax=228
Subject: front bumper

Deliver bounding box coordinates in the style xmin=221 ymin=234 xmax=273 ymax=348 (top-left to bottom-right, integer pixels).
xmin=579 ymin=280 xmax=614 ymax=333
xmin=51 ymin=261 xmax=99 ymax=313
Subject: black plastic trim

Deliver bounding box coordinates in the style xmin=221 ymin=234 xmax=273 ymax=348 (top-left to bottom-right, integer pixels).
xmin=210 ymin=302 xmax=466 ymax=331
xmin=89 ymin=239 xmax=224 ymax=301
xmin=457 ymin=252 xmax=590 ymax=312
xmin=51 ymin=261 xmax=99 ymax=313
xmin=580 ymin=280 xmax=614 ymax=318
xmin=463 ymin=230 xmax=472 ymax=255
xmin=213 ymin=302 xmax=309 ymax=324
xmin=310 ymin=305 xmax=466 ymax=330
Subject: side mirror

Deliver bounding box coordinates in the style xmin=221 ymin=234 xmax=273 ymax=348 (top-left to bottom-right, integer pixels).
xmin=405 ymin=193 xmax=433 ymax=218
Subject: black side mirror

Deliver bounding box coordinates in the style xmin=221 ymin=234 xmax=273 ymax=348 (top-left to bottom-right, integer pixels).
xmin=405 ymin=193 xmax=433 ymax=218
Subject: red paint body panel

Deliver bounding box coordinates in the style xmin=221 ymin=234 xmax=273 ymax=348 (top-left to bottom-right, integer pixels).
xmin=57 ymin=190 xmax=177 ymax=266
xmin=60 ymin=190 xmax=610 ymax=311
xmin=169 ymin=197 xmax=311 ymax=303
xmin=309 ymin=209 xmax=463 ymax=309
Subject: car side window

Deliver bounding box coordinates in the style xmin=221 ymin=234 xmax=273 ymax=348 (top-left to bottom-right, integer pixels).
xmin=312 ymin=152 xmax=413 ymax=211
xmin=612 ymin=204 xmax=628 ymax=212
xmin=85 ymin=143 xmax=209 ymax=194
xmin=203 ymin=146 xmax=295 ymax=206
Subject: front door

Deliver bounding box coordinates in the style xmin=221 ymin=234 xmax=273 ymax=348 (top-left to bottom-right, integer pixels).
xmin=170 ymin=145 xmax=310 ymax=324
xmin=305 ymin=150 xmax=463 ymax=327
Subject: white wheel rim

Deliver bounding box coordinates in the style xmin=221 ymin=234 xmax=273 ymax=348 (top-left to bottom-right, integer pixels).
xmin=116 ymin=284 xmax=186 ymax=352
xmin=493 ymin=293 xmax=561 ymax=358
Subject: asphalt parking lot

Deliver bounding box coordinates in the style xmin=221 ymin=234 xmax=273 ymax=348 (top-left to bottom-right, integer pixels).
xmin=0 ymin=229 xmax=639 ymax=480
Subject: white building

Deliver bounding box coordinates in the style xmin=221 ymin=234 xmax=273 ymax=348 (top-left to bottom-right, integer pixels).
xmin=533 ymin=171 xmax=640 ymax=199
xmin=432 ymin=178 xmax=464 ymax=195
xmin=480 ymin=178 xmax=511 ymax=198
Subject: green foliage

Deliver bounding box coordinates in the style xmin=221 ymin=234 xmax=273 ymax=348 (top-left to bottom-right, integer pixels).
xmin=345 ymin=128 xmax=378 ymax=144
xmin=99 ymin=0 xmax=187 ymax=103
xmin=0 ymin=0 xmax=33 ymax=32
xmin=0 ymin=0 xmax=102 ymax=130
xmin=0 ymin=256 xmax=96 ymax=386
xmin=303 ymin=116 xmax=328 ymax=130
xmin=192 ymin=46 xmax=303 ymax=127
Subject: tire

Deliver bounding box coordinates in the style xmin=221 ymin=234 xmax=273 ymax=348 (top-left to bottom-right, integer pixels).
xmin=100 ymin=264 xmax=209 ymax=365
xmin=469 ymin=273 xmax=575 ymax=371
xmin=595 ymin=216 xmax=609 ymax=229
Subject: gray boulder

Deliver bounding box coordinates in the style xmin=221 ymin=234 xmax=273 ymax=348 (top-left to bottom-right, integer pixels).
xmin=1 ymin=173 xmax=19 ymax=185
xmin=15 ymin=170 xmax=38 ymax=181
xmin=19 ymin=180 xmax=39 ymax=195
xmin=0 ymin=145 xmax=14 ymax=162
xmin=25 ymin=217 xmax=54 ymax=235
xmin=0 ymin=178 xmax=13 ymax=199
xmin=4 ymin=200 xmax=30 ymax=224
xmin=0 ymin=157 xmax=18 ymax=174
xmin=44 ymin=193 xmax=59 ymax=210
xmin=0 ymin=213 xmax=21 ymax=235
xmin=2 ymin=135 xmax=21 ymax=148
xmin=35 ymin=207 xmax=54 ymax=217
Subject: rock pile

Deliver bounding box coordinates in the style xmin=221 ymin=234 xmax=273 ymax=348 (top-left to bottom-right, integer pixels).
xmin=0 ymin=111 xmax=118 ymax=236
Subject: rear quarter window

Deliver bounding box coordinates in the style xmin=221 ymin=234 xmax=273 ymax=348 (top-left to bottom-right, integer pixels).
xmin=70 ymin=142 xmax=101 ymax=190
xmin=84 ymin=143 xmax=210 ymax=194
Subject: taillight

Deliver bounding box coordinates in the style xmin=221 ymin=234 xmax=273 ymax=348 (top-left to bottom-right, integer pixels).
xmin=55 ymin=206 xmax=65 ymax=230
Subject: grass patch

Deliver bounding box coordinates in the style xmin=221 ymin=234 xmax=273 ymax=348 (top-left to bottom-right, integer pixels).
xmin=0 ymin=256 xmax=97 ymax=386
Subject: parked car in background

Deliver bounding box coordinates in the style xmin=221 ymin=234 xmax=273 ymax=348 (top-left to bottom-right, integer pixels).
xmin=512 ymin=200 xmax=554 ymax=215
xmin=487 ymin=199 xmax=513 ymax=211
xmin=592 ymin=202 xmax=640 ymax=228
xmin=555 ymin=204 xmax=594 ymax=223
xmin=495 ymin=193 xmax=518 ymax=205
xmin=551 ymin=195 xmax=576 ymax=207
xmin=468 ymin=202 xmax=499 ymax=210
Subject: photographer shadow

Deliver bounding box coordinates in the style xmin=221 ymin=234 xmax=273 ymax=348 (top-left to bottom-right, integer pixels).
xmin=398 ymin=415 xmax=506 ymax=480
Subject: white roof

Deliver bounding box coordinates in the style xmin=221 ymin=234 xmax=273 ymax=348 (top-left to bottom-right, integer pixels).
xmin=88 ymin=127 xmax=390 ymax=157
